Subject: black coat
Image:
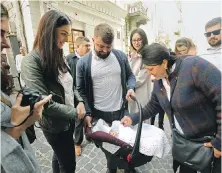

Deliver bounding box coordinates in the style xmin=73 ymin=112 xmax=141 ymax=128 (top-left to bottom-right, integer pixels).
xmin=66 ymin=52 xmax=79 ymax=87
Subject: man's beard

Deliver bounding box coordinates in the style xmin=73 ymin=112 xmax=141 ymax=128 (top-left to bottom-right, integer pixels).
xmin=1 ymin=55 xmax=13 ymax=95
xmin=94 ymin=48 xmax=111 ymax=59
xmin=208 ymin=39 xmax=221 ymax=47
xmin=1 ymin=66 xmax=13 ymax=95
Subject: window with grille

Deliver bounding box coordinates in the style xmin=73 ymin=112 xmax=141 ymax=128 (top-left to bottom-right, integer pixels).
xmin=68 ymin=29 xmax=85 ymax=53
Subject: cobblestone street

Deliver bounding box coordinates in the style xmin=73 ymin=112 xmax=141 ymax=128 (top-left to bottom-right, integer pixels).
xmin=32 ymin=117 xmax=174 ymax=173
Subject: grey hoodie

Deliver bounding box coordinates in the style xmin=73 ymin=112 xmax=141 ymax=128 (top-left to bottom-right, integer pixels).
xmin=1 ymin=92 xmax=41 ymax=173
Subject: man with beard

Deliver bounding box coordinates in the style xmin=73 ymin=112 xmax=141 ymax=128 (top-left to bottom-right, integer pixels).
xmin=201 ymin=17 xmax=221 ymax=71
xmin=76 ymin=23 xmax=136 ymax=173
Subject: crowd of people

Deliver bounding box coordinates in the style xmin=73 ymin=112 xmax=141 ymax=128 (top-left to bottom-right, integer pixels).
xmin=1 ymin=3 xmax=221 ymax=173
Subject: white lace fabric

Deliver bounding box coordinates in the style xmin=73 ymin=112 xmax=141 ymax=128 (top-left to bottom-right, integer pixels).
xmin=92 ymin=119 xmax=171 ymax=158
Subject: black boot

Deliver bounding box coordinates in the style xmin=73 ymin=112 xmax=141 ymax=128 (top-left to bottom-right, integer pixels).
xmin=150 ymin=116 xmax=155 ymax=125
xmin=158 ymin=109 xmax=165 ymax=130
xmin=159 ymin=125 xmax=164 ymax=131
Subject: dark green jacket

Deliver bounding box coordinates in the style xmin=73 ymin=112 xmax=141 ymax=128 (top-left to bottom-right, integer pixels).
xmin=21 ymin=50 xmax=84 ymax=133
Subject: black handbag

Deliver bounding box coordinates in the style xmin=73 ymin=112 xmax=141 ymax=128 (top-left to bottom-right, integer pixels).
xmin=169 ymin=59 xmax=214 ymax=172
xmin=171 ymin=128 xmax=214 ymax=171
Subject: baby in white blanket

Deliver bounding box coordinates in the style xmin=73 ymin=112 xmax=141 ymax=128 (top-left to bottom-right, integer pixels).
xmin=92 ymin=119 xmax=171 ymax=158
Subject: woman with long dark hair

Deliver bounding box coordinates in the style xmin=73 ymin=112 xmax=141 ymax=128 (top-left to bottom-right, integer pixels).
xmin=121 ymin=43 xmax=221 ymax=173
xmin=1 ymin=4 xmax=51 ymax=172
xmin=21 ymin=10 xmax=86 ymax=172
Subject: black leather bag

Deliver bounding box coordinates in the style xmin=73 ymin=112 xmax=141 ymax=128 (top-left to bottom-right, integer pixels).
xmin=172 ymin=129 xmax=214 ymax=171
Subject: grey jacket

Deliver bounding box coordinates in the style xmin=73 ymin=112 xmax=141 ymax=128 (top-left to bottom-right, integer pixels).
xmin=199 ymin=47 xmax=221 ymax=71
xmin=21 ymin=50 xmax=84 ymax=133
xmin=1 ymin=92 xmax=41 ymax=173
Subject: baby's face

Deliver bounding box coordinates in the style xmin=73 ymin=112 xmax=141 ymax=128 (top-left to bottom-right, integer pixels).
xmin=109 ymin=131 xmax=116 ymax=136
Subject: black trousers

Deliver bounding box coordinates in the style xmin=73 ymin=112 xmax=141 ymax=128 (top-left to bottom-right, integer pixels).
xmin=151 ymin=108 xmax=164 ymax=128
xmin=43 ymin=128 xmax=76 ymax=173
xmin=73 ymin=117 xmax=84 ymax=145
xmin=173 ymin=157 xmax=221 ymax=173
xmin=92 ymin=108 xmax=123 ymax=170
xmin=92 ymin=108 xmax=123 ymax=125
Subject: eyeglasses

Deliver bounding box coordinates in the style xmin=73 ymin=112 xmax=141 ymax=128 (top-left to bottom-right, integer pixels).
xmin=132 ymin=38 xmax=142 ymax=43
xmin=204 ymin=29 xmax=221 ymax=37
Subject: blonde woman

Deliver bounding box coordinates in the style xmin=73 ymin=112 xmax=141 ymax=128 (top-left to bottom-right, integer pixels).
xmin=174 ymin=37 xmax=197 ymax=56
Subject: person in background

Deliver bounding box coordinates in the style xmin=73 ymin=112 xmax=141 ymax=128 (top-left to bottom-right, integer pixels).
xmin=200 ymin=17 xmax=221 ymax=71
xmin=1 ymin=4 xmax=52 ymax=173
xmin=21 ymin=10 xmax=85 ymax=173
xmin=121 ymin=43 xmax=221 ymax=173
xmin=67 ymin=36 xmax=91 ymax=156
xmin=150 ymin=107 xmax=165 ymax=130
xmin=128 ymin=28 xmax=152 ymax=115
xmin=15 ymin=46 xmax=26 ymax=87
xmin=174 ymin=37 xmax=197 ymax=56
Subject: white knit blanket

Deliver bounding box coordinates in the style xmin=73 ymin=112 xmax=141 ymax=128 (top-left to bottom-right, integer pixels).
xmin=92 ymin=119 xmax=171 ymax=158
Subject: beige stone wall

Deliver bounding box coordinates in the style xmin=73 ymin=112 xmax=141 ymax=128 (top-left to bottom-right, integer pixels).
xmin=4 ymin=0 xmax=127 ymax=56
xmin=2 ymin=1 xmax=21 ymax=89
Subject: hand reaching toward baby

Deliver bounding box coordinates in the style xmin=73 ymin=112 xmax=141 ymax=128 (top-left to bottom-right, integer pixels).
xmin=84 ymin=116 xmax=92 ymax=128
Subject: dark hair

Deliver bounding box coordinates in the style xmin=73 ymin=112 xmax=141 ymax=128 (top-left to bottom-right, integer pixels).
xmin=205 ymin=17 xmax=221 ymax=29
xmin=33 ymin=10 xmax=71 ymax=79
xmin=1 ymin=4 xmax=8 ymax=18
xmin=174 ymin=37 xmax=196 ymax=55
xmin=157 ymin=41 xmax=167 ymax=48
xmin=140 ymin=43 xmax=177 ymax=73
xmin=1 ymin=4 xmax=12 ymax=95
xmin=94 ymin=23 xmax=114 ymax=45
xmin=75 ymin=36 xmax=90 ymax=46
xmin=130 ymin=28 xmax=148 ymax=51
